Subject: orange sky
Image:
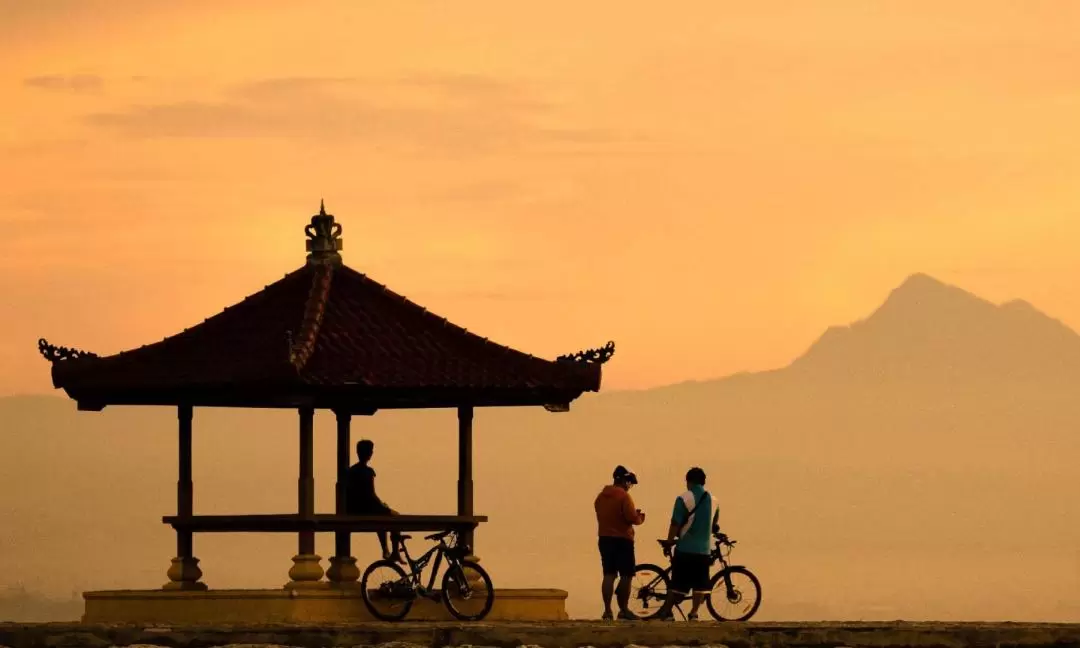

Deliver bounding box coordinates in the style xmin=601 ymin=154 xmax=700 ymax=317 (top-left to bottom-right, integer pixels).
xmin=4 ymin=1 xmax=1080 ymax=395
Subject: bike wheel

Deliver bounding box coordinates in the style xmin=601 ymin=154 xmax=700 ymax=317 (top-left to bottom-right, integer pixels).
xmin=441 ymin=560 xmax=495 ymax=621
xmin=627 ymin=563 xmax=670 ymax=620
xmin=705 ymin=566 xmax=762 ymax=621
xmin=360 ymin=559 xmax=414 ymax=621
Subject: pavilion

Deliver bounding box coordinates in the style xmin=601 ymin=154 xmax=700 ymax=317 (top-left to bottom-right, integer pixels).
xmin=37 ymin=203 xmax=614 ymax=622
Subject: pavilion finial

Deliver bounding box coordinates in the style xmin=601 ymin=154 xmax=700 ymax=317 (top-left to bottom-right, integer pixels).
xmin=305 ymin=200 xmax=343 ymax=266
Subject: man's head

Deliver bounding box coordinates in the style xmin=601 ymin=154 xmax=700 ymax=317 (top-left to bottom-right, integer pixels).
xmin=685 ymin=466 xmax=706 ymax=488
xmin=356 ymin=439 xmax=374 ymax=462
xmin=613 ymin=465 xmax=638 ymax=490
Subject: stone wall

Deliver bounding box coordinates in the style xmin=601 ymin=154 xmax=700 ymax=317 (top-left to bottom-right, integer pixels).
xmin=1 ymin=622 xmax=1079 ymax=648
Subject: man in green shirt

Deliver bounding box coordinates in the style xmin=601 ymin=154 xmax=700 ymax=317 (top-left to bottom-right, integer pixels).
xmin=656 ymin=467 xmax=713 ymax=621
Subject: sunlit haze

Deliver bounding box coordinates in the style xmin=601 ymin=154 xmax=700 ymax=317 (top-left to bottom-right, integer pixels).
xmin=3 ymin=1 xmax=1080 ymax=625
xmin=5 ymin=2 xmax=1080 ymax=394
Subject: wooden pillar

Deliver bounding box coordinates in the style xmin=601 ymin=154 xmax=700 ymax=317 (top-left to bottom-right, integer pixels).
xmin=298 ymin=407 xmax=315 ymax=525
xmin=457 ymin=405 xmax=475 ymax=551
xmin=287 ymin=406 xmax=324 ymax=588
xmin=327 ymin=409 xmax=359 ymax=585
xmin=164 ymin=404 xmax=206 ymax=590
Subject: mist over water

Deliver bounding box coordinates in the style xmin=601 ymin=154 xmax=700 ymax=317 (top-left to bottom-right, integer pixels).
xmin=2 ymin=276 xmax=1079 ymax=622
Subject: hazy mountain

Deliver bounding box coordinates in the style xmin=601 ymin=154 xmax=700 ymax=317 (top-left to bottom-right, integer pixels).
xmin=1 ymin=273 xmax=1078 ymax=622
xmin=789 ymin=272 xmax=1080 ymax=382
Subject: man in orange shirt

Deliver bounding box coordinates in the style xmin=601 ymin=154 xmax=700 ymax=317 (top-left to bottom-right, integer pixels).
xmin=594 ymin=465 xmax=646 ymax=620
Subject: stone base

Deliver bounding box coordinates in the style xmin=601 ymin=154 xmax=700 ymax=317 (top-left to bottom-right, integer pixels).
xmin=82 ymin=588 xmax=568 ymax=623
xmin=6 ymin=622 xmax=1080 ymax=648
xmin=285 ymin=554 xmax=325 ymax=589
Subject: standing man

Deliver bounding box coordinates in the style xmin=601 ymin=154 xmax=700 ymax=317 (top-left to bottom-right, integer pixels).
xmin=345 ymin=439 xmax=403 ymax=562
xmin=656 ymin=467 xmax=713 ymax=621
xmin=594 ymin=465 xmax=646 ymax=620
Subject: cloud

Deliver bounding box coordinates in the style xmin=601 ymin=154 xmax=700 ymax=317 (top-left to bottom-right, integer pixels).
xmin=416 ymin=180 xmax=523 ymax=204
xmin=411 ymin=288 xmax=566 ymax=302
xmin=24 ymin=74 xmax=103 ymax=93
xmin=83 ymin=75 xmax=619 ymax=154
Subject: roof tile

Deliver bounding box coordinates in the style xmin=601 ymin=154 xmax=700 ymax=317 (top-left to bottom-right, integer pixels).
xmin=45 ymin=262 xmax=609 ymax=406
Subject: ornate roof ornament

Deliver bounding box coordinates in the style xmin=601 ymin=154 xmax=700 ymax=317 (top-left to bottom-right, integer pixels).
xmin=287 ymin=263 xmax=334 ymax=370
xmin=305 ymin=200 xmax=343 ymax=266
xmin=38 ymin=338 xmax=98 ymax=363
xmin=37 ymin=206 xmax=611 ymax=408
xmin=557 ymin=340 xmax=616 ymax=365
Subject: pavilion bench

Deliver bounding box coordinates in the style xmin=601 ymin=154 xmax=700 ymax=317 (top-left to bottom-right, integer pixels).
xmin=162 ymin=514 xmax=488 ymax=588
xmin=162 ymin=513 xmax=487 ymax=534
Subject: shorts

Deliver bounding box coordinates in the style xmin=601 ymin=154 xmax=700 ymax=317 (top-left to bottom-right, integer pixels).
xmin=598 ymin=536 xmax=636 ymax=577
xmin=670 ymin=550 xmax=711 ymax=594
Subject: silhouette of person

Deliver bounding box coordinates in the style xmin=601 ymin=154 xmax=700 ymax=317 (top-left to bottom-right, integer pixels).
xmin=594 ymin=465 xmax=646 ymax=620
xmin=345 ymin=439 xmax=403 ymax=561
xmin=656 ymin=466 xmax=713 ymax=621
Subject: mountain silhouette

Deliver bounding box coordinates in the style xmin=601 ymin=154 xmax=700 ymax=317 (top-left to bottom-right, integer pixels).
xmin=1 ymin=272 xmax=1078 ymax=622
xmin=788 ymin=273 xmax=1080 ymax=382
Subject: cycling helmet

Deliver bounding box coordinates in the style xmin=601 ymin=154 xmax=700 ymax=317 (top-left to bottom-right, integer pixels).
xmin=613 ymin=465 xmax=638 ymax=485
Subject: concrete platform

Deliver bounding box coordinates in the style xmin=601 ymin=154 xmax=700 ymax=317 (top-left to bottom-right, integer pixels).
xmin=82 ymin=588 xmax=568 ymax=623
xmin=2 ymin=621 xmax=1079 ymax=648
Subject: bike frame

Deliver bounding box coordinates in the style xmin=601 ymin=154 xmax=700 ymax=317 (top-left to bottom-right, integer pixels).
xmin=657 ymin=535 xmax=734 ymax=582
xmin=398 ymin=535 xmax=462 ymax=595
xmin=639 ymin=533 xmax=741 ymax=619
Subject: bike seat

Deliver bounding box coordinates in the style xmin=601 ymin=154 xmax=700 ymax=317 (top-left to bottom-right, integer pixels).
xmin=399 ymin=534 xmax=413 ymax=541
xmin=425 ymin=530 xmax=452 ymax=541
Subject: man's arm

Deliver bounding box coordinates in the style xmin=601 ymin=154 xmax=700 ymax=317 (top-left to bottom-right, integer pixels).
xmin=371 ymin=477 xmax=391 ymax=510
xmin=667 ymin=497 xmax=687 ymax=542
xmin=364 ymin=468 xmax=393 ymax=511
xmin=623 ymin=493 xmax=645 ymax=525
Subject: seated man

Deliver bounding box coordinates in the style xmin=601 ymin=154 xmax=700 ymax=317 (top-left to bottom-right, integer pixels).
xmin=345 ymin=439 xmax=403 ymax=561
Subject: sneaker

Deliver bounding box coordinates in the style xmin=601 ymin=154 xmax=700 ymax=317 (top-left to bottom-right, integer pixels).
xmin=601 ymin=610 xmax=614 ymax=621
xmin=617 ymin=610 xmax=638 ymax=621
xmin=687 ymin=612 xmax=699 ymax=621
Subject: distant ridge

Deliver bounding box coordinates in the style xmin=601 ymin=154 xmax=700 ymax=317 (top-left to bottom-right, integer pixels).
xmin=788 ymin=273 xmax=1080 ymax=381
xmin=8 ymin=273 xmax=1080 ymax=401
xmin=2 ymin=272 xmax=1080 ymax=621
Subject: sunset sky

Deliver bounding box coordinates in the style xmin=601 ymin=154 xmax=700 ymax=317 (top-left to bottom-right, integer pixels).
xmin=4 ymin=1 xmax=1080 ymax=396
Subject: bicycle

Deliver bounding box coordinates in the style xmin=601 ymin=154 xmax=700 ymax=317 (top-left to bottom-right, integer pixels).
xmin=359 ymin=529 xmax=495 ymax=621
xmin=629 ymin=509 xmax=762 ymax=621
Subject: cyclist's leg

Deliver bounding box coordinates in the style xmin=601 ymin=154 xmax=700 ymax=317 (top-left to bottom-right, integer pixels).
xmin=687 ymin=554 xmax=710 ymax=618
xmin=657 ymin=588 xmax=684 ymax=619
xmin=656 ymin=551 xmax=688 ymax=619
xmin=390 ymin=531 xmax=404 ymax=561
xmin=601 ymin=573 xmax=617 ymax=618
xmin=378 ymin=503 xmax=403 ymax=561
xmin=598 ymin=538 xmax=618 ymax=619
xmin=615 ymin=575 xmax=633 ymax=613
xmin=614 ymin=540 xmax=636 ymax=616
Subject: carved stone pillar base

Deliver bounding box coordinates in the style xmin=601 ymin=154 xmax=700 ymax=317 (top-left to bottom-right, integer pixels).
xmin=326 ymin=556 xmax=360 ymax=586
xmin=163 ymin=557 xmax=208 ymax=591
xmin=463 ymin=555 xmax=485 ymax=587
xmin=285 ymin=554 xmax=325 ymax=588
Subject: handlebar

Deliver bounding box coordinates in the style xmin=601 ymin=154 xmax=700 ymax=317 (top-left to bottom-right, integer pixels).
xmin=656 ymin=533 xmax=737 ymax=549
